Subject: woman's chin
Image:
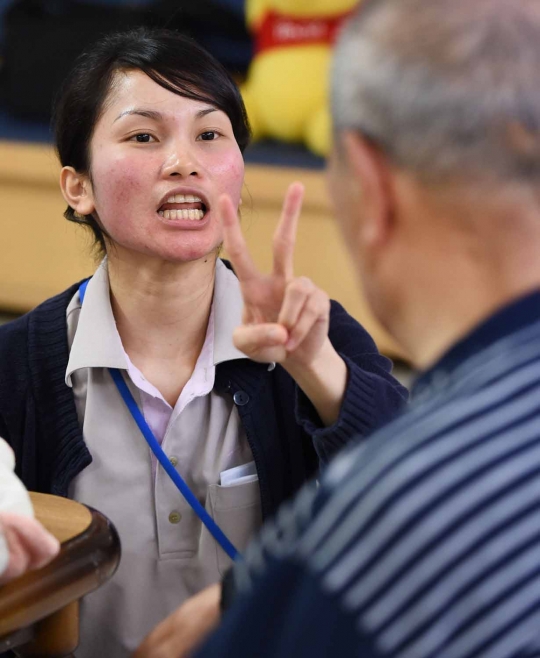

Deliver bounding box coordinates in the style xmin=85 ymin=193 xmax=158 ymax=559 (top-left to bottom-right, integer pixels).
xmin=124 ymin=240 xmax=221 ymax=265
xmin=106 ymin=226 xmax=222 ymax=264
xmin=152 ymin=220 xmax=222 ymax=262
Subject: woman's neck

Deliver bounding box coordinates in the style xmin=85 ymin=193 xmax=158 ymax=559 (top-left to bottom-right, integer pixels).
xmin=106 ymin=248 xmax=217 ymax=366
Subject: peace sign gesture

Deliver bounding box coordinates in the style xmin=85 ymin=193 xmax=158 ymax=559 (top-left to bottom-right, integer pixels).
xmin=219 ymin=182 xmax=332 ymax=370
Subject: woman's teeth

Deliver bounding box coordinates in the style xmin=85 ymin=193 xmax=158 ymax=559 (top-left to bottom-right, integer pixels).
xmin=159 ymin=208 xmax=205 ymax=220
xmin=167 ymin=194 xmax=202 ymax=203
xmin=158 ymin=194 xmax=206 ymax=220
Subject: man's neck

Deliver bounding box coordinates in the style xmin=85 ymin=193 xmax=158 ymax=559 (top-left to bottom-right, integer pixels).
xmin=384 ymin=179 xmax=540 ymax=372
xmin=399 ymin=248 xmax=540 ymax=372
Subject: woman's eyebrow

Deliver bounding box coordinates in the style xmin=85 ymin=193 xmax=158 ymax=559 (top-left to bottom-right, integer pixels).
xmin=196 ymin=107 xmax=218 ymax=119
xmin=114 ymin=109 xmax=163 ymax=123
xmin=113 ymin=107 xmax=218 ymax=123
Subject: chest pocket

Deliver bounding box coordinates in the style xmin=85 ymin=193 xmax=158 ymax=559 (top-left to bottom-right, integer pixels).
xmin=200 ymin=477 xmax=262 ymax=576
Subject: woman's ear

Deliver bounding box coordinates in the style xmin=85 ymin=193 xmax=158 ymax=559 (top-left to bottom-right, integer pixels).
xmin=60 ymin=166 xmax=95 ymax=216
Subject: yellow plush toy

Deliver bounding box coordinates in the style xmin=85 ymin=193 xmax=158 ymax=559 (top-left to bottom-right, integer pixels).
xmin=241 ymin=0 xmax=358 ymax=156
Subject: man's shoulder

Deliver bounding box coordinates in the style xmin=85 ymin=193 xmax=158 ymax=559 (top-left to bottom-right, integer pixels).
xmin=324 ymin=318 xmax=540 ymax=505
xmin=301 ymin=329 xmax=540 ymax=657
xmin=226 ymin=315 xmax=540 ymax=658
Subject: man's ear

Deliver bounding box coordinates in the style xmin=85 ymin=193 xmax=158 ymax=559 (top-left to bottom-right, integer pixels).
xmin=60 ymin=166 xmax=95 ymax=217
xmin=342 ymin=131 xmax=395 ymax=247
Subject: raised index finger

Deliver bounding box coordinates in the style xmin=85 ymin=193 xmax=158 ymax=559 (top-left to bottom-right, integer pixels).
xmin=272 ymin=182 xmax=304 ymax=280
xmin=219 ymin=194 xmax=259 ymax=282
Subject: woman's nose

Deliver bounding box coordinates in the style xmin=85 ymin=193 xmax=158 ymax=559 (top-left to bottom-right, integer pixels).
xmin=161 ymin=144 xmax=200 ymax=178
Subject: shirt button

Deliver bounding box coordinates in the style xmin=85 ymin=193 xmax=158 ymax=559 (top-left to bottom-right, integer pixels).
xmin=233 ymin=391 xmax=250 ymax=406
xmin=267 ymin=362 xmax=276 ymax=371
xmin=168 ymin=511 xmax=181 ymax=524
xmin=169 ymin=456 xmax=178 ymax=467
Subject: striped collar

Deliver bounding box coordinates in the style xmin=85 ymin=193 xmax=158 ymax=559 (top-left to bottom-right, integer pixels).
xmin=413 ymin=289 xmax=540 ymax=399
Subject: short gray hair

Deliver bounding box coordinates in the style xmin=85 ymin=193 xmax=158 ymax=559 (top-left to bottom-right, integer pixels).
xmin=332 ymin=0 xmax=540 ymax=183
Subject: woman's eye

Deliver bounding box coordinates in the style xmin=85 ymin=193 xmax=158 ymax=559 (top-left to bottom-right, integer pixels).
xmin=199 ymin=131 xmax=218 ymax=141
xmin=132 ymin=133 xmax=154 ymax=143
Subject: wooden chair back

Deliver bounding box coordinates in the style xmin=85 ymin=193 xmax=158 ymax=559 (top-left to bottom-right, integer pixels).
xmin=0 ymin=493 xmax=120 ymax=657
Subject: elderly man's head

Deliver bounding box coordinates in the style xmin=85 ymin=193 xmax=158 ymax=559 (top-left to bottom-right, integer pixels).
xmin=329 ymin=0 xmax=540 ymax=366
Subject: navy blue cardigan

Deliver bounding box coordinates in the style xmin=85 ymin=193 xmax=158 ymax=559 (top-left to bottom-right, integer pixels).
xmin=0 ymin=281 xmax=407 ymax=520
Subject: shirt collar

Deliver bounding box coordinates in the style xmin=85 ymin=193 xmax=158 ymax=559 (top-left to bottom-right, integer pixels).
xmin=213 ymin=259 xmax=249 ymax=365
xmin=65 ymin=258 xmax=248 ymax=387
xmin=412 ymin=289 xmax=540 ymax=399
xmin=65 ymin=259 xmax=128 ymax=386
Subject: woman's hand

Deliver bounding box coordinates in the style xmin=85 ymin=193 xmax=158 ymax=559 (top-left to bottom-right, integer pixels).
xmin=220 ymin=183 xmax=348 ymax=426
xmin=220 ymin=183 xmax=330 ymax=368
xmin=0 ymin=512 xmax=60 ymax=585
xmin=133 ymin=584 xmax=221 ymax=658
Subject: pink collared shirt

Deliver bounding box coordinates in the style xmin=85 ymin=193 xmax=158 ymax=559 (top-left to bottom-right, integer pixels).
xmin=124 ymin=301 xmax=216 ymax=476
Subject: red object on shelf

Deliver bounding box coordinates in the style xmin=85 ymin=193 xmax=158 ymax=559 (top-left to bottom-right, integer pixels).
xmin=255 ymin=10 xmax=354 ymax=54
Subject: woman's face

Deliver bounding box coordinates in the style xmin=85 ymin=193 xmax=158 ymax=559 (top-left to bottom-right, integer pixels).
xmin=83 ymin=69 xmax=245 ymax=262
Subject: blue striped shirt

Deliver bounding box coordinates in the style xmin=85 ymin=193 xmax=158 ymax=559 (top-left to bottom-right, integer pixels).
xmin=196 ymin=291 xmax=540 ymax=658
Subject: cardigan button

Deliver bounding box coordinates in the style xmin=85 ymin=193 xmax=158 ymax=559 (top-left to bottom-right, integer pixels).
xmin=233 ymin=391 xmax=250 ymax=406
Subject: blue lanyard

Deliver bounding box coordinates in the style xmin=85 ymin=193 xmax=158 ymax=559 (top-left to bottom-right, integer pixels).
xmin=78 ymin=279 xmax=240 ymax=561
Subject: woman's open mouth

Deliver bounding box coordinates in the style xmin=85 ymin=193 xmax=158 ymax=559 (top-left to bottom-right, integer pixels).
xmin=158 ymin=194 xmax=208 ymax=221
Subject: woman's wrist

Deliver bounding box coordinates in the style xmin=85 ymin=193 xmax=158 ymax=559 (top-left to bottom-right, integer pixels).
xmin=284 ymin=339 xmax=349 ymax=427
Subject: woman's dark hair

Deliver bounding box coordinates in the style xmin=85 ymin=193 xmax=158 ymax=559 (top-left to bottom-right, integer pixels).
xmin=53 ymin=27 xmax=251 ymax=255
